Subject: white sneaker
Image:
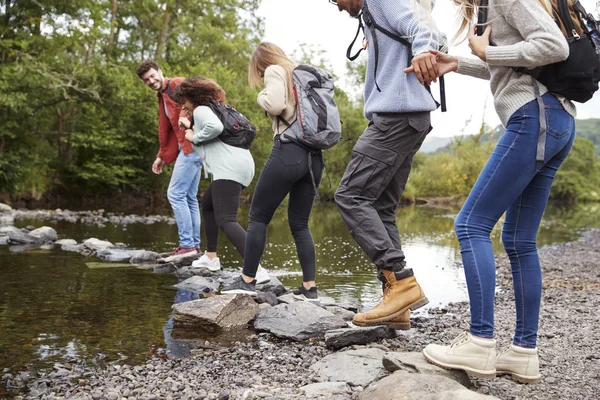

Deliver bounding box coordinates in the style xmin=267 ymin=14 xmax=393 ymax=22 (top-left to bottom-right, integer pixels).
xmin=255 ymin=265 xmax=271 ymax=284
xmin=496 ymin=344 xmax=541 ymax=383
xmin=191 ymin=253 xmax=221 ymax=272
xmin=423 ymin=332 xmax=496 ymax=379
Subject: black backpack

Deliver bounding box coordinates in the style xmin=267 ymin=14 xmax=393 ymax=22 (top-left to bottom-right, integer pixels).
xmin=165 ymin=81 xmax=256 ymax=150
xmin=478 ymin=0 xmax=600 ymax=103
xmin=346 ymin=1 xmax=447 ymax=111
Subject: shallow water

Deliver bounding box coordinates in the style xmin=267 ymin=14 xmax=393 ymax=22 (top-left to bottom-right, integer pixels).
xmin=1 ymin=202 xmax=599 ymax=374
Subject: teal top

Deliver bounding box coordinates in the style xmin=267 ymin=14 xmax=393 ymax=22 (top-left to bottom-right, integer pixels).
xmin=191 ymin=105 xmax=255 ymax=187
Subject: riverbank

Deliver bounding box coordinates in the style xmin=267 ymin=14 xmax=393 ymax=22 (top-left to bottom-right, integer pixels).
xmin=3 ymin=229 xmax=599 ymax=399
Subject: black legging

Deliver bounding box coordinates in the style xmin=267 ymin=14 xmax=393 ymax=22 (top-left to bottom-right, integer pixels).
xmin=242 ymin=135 xmax=323 ymax=281
xmin=201 ymin=180 xmax=246 ymax=256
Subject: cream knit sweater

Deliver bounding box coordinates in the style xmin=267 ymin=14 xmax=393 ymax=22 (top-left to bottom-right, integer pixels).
xmin=257 ymin=65 xmax=297 ymax=136
xmin=456 ymin=0 xmax=577 ymax=126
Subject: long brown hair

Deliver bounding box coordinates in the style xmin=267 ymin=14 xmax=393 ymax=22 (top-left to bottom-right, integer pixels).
xmin=248 ymin=42 xmax=296 ymax=104
xmin=174 ymin=76 xmax=227 ymax=107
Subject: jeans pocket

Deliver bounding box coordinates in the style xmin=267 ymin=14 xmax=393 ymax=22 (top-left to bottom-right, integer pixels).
xmin=545 ymin=105 xmax=573 ymax=139
xmin=340 ymin=140 xmax=397 ymax=198
xmin=275 ymin=142 xmax=307 ymax=167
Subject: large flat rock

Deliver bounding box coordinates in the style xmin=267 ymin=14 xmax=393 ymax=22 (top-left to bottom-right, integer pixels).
xmin=83 ymin=238 xmax=114 ymax=252
xmin=28 ymin=226 xmax=58 ymax=242
xmin=174 ymin=276 xmax=219 ymax=294
xmin=172 ymin=294 xmax=257 ymax=332
xmin=300 ymin=382 xmax=351 ymax=397
xmin=359 ymin=370 xmax=499 ymax=400
xmin=7 ymin=230 xmax=43 ymax=245
xmin=325 ymin=326 xmax=396 ymax=350
xmin=383 ymin=352 xmax=472 ymax=388
xmin=310 ymin=348 xmax=387 ymax=387
xmin=254 ymin=302 xmax=347 ymax=341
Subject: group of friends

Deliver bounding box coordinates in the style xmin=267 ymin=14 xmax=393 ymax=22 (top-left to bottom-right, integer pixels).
xmin=136 ymin=0 xmax=581 ymax=385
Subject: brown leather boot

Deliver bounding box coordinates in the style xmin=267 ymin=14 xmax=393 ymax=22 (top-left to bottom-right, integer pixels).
xmin=352 ymin=268 xmax=428 ymax=325
xmin=353 ymin=309 xmax=411 ymax=330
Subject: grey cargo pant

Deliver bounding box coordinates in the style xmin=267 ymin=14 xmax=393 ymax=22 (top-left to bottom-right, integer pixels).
xmin=334 ymin=111 xmax=431 ymax=273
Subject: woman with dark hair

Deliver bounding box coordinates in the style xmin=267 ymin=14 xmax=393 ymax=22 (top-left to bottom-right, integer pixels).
xmin=175 ymin=77 xmax=269 ymax=283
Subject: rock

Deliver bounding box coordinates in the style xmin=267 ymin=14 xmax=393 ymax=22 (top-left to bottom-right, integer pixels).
xmin=254 ymin=302 xmax=347 ymax=341
xmin=157 ymin=252 xmax=199 ymax=267
xmin=0 ymin=215 xmax=14 ymax=225
xmin=310 ymin=348 xmax=387 ymax=387
xmin=359 ymin=370 xmax=499 ymax=399
xmin=256 ymin=276 xmax=287 ymax=296
xmin=325 ymin=326 xmax=396 ymax=350
xmin=325 ymin=306 xmax=356 ymax=321
xmin=98 ymin=249 xmax=143 ymax=262
xmin=62 ymin=244 xmax=83 ymax=252
xmin=0 ymin=226 xmax=20 ymax=234
xmin=83 ymin=238 xmax=114 ymax=252
xmin=382 ymin=352 xmax=472 ymax=388
xmin=28 ymin=226 xmax=58 ymax=242
xmin=0 ymin=203 xmax=12 ymax=212
xmin=275 ymin=293 xmax=300 ymax=304
xmin=172 ymin=294 xmax=257 ymax=331
xmin=9 ymin=243 xmax=42 ymax=253
xmin=174 ymin=276 xmax=219 ymax=294
xmin=0 ymin=236 xmax=8 ymax=245
xmin=7 ymin=230 xmax=43 ymax=245
xmin=55 ymin=239 xmax=77 ymax=246
xmin=300 ymin=382 xmax=351 ymax=397
xmin=130 ymin=250 xmax=160 ymax=264
xmin=255 ymin=291 xmax=278 ymax=306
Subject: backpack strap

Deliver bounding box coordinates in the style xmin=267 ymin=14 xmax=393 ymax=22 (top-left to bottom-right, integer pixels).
xmin=574 ymin=0 xmax=599 ymax=33
xmin=556 ymin=0 xmax=578 ymax=40
xmin=346 ymin=11 xmax=367 ymax=61
xmin=476 ymin=0 xmax=489 ymax=35
xmin=165 ymin=79 xmax=177 ymax=102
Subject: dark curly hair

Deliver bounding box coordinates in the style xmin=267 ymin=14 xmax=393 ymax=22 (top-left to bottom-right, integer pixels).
xmin=135 ymin=60 xmax=160 ymax=78
xmin=174 ymin=76 xmax=227 ymax=107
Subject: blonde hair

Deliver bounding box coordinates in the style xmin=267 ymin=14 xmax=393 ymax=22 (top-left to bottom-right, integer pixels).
xmin=452 ymin=0 xmax=553 ymax=43
xmin=248 ymin=42 xmax=296 ymax=104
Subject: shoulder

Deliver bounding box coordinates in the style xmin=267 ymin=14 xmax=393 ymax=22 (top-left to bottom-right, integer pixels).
xmin=193 ymin=105 xmax=219 ymax=120
xmin=170 ymin=77 xmax=186 ymax=85
xmin=264 ymin=65 xmax=288 ymax=80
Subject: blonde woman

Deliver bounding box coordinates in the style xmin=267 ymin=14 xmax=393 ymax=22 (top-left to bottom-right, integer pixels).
xmin=222 ymin=43 xmax=324 ymax=301
xmin=411 ymin=0 xmax=576 ymax=384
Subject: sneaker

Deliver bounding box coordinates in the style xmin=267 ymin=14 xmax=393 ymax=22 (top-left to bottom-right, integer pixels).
xmin=352 ymin=268 xmax=428 ymax=325
xmin=191 ymin=253 xmax=221 ymax=272
xmin=162 ymin=246 xmax=197 ymax=263
xmin=255 ymin=265 xmax=271 ymax=284
xmin=496 ymin=344 xmax=541 ymax=383
xmin=196 ymin=247 xmax=201 ymax=254
xmin=221 ymin=276 xmax=257 ymax=296
xmin=423 ymin=332 xmax=496 ymax=379
xmin=292 ymin=285 xmax=319 ymax=301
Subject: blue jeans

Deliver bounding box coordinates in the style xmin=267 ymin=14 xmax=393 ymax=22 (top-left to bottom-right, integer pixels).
xmin=455 ymin=93 xmax=575 ymax=348
xmin=167 ymin=150 xmax=202 ymax=249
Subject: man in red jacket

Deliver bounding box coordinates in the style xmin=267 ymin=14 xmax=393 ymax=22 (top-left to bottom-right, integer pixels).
xmin=136 ymin=60 xmax=203 ymax=262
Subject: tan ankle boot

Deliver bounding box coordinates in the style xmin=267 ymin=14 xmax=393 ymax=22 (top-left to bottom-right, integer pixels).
xmin=354 ymin=310 xmax=411 ymax=330
xmin=496 ymin=344 xmax=541 ymax=383
xmin=352 ymin=269 xmax=428 ymax=325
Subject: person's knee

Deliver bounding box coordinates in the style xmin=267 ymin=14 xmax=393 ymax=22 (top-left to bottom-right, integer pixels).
xmin=501 ymin=229 xmax=536 ymax=256
xmin=288 ymin=211 xmax=309 ymax=236
xmin=167 ymin=186 xmax=185 ymax=204
xmin=216 ymin=213 xmax=237 ymax=229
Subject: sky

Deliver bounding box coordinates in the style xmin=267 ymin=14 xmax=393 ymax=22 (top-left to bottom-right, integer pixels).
xmin=256 ymin=0 xmax=600 ymax=138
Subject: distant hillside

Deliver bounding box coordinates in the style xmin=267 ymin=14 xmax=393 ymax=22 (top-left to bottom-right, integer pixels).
xmin=427 ymin=119 xmax=600 ymax=155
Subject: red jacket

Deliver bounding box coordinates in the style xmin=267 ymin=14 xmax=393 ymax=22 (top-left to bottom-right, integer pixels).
xmin=156 ymin=77 xmax=194 ymax=164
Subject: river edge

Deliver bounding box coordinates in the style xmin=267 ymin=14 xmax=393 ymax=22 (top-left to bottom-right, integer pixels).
xmin=2 ymin=229 xmax=599 ymax=399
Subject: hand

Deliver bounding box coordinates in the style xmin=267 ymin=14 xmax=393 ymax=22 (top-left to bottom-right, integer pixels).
xmin=184 ymin=129 xmax=194 ymax=143
xmin=152 ymin=157 xmax=164 ymax=174
xmin=178 ymin=116 xmax=190 ymax=130
xmin=406 ymin=52 xmax=439 ymax=85
xmin=428 ymin=49 xmax=458 ymax=76
xmin=468 ymin=25 xmax=491 ymax=61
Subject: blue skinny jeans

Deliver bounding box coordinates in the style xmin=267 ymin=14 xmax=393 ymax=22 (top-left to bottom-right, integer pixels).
xmin=455 ymin=93 xmax=575 ymax=348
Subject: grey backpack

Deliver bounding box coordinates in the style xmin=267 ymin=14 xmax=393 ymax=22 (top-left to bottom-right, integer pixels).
xmin=278 ymin=65 xmax=342 ymax=150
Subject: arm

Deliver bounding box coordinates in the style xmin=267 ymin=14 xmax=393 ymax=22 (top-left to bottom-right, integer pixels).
xmin=484 ymin=0 xmax=569 ymax=68
xmin=257 ymin=65 xmax=288 ymax=116
xmin=456 ymin=56 xmax=491 ymax=80
xmin=188 ymin=106 xmax=224 ymax=144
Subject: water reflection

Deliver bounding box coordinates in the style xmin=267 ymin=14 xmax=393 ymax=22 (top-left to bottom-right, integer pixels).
xmin=1 ymin=201 xmax=599 ymax=374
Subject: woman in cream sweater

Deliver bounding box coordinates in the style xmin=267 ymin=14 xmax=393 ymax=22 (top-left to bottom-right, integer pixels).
xmin=222 ymin=42 xmax=324 ymax=301
xmin=413 ymin=0 xmax=576 ymax=384
xmin=175 ymin=77 xmax=269 ymax=283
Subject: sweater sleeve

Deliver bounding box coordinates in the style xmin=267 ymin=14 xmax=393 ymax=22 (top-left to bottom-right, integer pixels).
xmin=376 ymin=0 xmax=439 ymax=55
xmin=257 ymin=65 xmax=288 ymax=116
xmin=456 ymin=56 xmax=491 ymax=80
xmin=192 ymin=106 xmax=224 ymax=144
xmin=485 ymin=0 xmax=569 ymax=68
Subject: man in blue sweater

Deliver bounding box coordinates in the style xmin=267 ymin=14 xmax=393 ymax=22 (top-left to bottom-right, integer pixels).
xmin=332 ymin=0 xmax=440 ymax=329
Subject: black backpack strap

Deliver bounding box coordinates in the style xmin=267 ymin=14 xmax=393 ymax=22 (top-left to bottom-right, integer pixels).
xmin=165 ymin=79 xmax=177 ymax=102
xmin=439 ymin=75 xmax=447 ymax=112
xmin=556 ymin=0 xmax=578 ymax=40
xmin=476 ymin=0 xmax=489 ymax=36
xmin=574 ymin=0 xmax=599 ymax=33
xmin=346 ymin=11 xmax=366 ymax=61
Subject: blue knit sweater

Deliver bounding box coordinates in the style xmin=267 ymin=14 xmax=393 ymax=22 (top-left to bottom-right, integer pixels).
xmin=362 ymin=0 xmax=440 ymax=120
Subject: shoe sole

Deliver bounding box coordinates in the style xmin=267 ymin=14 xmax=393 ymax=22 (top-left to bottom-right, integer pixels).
xmin=496 ymin=370 xmax=541 ymax=384
xmin=221 ymin=289 xmax=257 ymax=296
xmin=292 ymin=293 xmax=320 ymax=302
xmin=256 ymin=277 xmax=271 ymax=284
xmin=353 ymin=319 xmax=411 ymax=330
xmin=422 ymin=349 xmax=496 ymax=379
xmin=355 ymin=296 xmax=430 ymax=324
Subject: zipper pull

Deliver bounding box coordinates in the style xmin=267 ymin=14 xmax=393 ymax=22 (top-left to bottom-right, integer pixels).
xmin=572 ymin=29 xmax=580 ymax=39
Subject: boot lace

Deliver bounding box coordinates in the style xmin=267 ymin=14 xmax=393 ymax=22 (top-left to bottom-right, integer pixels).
xmin=450 ymin=332 xmax=470 ymax=348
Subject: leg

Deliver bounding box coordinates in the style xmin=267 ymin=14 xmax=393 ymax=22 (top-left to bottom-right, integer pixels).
xmin=211 ymin=180 xmax=246 ymax=258
xmin=201 ymin=183 xmax=219 ymax=253
xmin=187 ymin=153 xmax=202 ymax=250
xmin=167 ymin=150 xmax=202 ymax=249
xmin=335 ymin=113 xmax=430 ymax=272
xmin=288 ymin=151 xmax=324 ymax=284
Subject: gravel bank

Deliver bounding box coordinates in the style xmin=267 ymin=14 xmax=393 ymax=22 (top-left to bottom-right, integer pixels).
xmin=4 ymin=229 xmax=600 ymax=399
